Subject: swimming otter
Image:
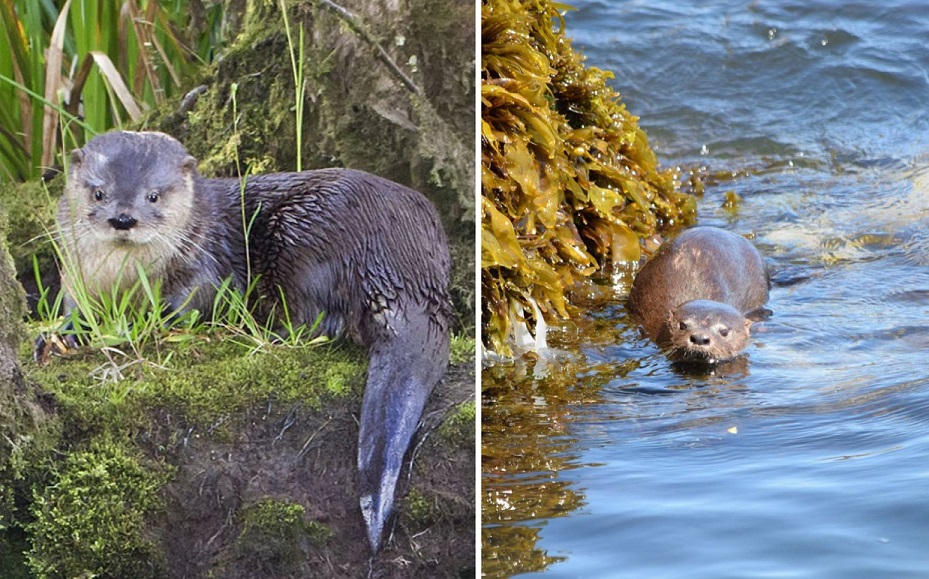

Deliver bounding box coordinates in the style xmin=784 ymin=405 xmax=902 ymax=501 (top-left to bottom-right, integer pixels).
xmin=627 ymin=226 xmax=769 ymax=364
xmin=49 ymin=130 xmax=451 ymax=551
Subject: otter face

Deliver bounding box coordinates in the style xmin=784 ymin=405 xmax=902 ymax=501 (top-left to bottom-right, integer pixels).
xmin=58 ymin=131 xmax=200 ymax=295
xmin=663 ymin=300 xmax=751 ymax=364
xmin=63 ymin=131 xmax=198 ymax=247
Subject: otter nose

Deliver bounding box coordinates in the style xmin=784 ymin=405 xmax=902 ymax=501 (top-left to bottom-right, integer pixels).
xmin=108 ymin=214 xmax=138 ymax=231
xmin=689 ymin=333 xmax=711 ymax=346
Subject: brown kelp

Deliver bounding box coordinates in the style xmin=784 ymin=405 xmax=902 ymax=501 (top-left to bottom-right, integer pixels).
xmin=481 ymin=0 xmax=696 ymax=355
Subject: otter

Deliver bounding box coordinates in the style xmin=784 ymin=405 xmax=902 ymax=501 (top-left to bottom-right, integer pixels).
xmin=627 ymin=226 xmax=769 ymax=364
xmin=47 ymin=130 xmax=451 ymax=552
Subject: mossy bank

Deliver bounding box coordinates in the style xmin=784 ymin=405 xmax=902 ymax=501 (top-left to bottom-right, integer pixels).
xmin=1 ymin=333 xmax=474 ymax=578
xmin=0 ymin=0 xmax=475 ymax=575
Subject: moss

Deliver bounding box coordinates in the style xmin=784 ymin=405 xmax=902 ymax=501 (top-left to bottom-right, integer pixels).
xmin=323 ymin=361 xmax=359 ymax=396
xmin=24 ymin=339 xmax=366 ymax=437
xmin=1 ymin=197 xmax=59 ymax=540
xmin=228 ymin=498 xmax=331 ymax=576
xmin=439 ymin=401 xmax=476 ymax=445
xmin=0 ymin=177 xmax=61 ymax=278
xmin=0 ymin=527 xmax=30 ymax=579
xmin=403 ymin=488 xmax=436 ymax=526
xmin=449 ymin=333 xmax=476 ymax=366
xmin=0 ymin=207 xmax=26 ymax=358
xmin=27 ymin=440 xmax=169 ymax=578
xmin=0 ymin=408 xmax=62 ymax=529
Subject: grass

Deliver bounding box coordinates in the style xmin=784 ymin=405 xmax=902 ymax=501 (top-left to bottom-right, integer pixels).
xmin=279 ymin=0 xmax=307 ymax=171
xmin=33 ymin=241 xmax=331 ymax=378
xmin=0 ymin=0 xmax=227 ymax=183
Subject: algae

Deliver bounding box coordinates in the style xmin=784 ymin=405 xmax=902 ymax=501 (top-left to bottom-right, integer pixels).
xmin=481 ymin=0 xmax=698 ymax=355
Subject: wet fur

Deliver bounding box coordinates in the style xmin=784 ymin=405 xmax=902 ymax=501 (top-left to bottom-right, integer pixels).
xmin=628 ymin=227 xmax=769 ymax=363
xmin=58 ymin=131 xmax=451 ymax=551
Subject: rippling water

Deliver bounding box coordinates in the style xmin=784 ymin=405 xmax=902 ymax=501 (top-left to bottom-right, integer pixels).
xmin=482 ymin=1 xmax=929 ymax=577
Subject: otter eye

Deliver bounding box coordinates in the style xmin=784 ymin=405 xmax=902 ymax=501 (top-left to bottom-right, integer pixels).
xmin=678 ymin=321 xmax=688 ymax=331
xmin=92 ymin=188 xmax=105 ymax=201
xmin=146 ymin=190 xmax=160 ymax=203
xmin=719 ymin=327 xmax=730 ymax=337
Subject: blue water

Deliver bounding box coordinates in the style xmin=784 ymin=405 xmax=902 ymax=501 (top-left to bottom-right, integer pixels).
xmin=482 ymin=1 xmax=929 ymax=577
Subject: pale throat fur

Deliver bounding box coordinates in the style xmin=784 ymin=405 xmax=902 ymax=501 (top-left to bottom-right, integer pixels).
xmin=60 ymin=143 xmax=199 ymax=300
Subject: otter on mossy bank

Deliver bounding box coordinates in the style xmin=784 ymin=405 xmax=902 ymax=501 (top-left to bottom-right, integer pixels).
xmin=45 ymin=130 xmax=451 ymax=552
xmin=627 ymin=226 xmax=769 ymax=364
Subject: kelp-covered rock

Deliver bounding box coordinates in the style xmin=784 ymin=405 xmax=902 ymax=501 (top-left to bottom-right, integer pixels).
xmin=1 ymin=0 xmax=475 ymax=575
xmin=481 ymin=0 xmax=697 ymax=355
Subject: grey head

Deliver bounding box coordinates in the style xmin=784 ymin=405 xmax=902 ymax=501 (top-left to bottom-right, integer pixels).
xmin=663 ymin=299 xmax=752 ymax=364
xmin=66 ymin=131 xmax=199 ymax=246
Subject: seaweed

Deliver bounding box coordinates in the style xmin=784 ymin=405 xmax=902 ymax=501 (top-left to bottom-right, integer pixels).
xmin=481 ymin=0 xmax=697 ymax=355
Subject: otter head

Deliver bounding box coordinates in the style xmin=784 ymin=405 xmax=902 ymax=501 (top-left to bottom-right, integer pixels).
xmin=64 ymin=131 xmax=199 ymax=248
xmin=662 ymin=299 xmax=752 ymax=364
xmin=59 ymin=131 xmax=203 ymax=296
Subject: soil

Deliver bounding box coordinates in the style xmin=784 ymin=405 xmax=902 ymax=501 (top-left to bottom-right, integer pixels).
xmin=152 ymin=361 xmax=475 ymax=579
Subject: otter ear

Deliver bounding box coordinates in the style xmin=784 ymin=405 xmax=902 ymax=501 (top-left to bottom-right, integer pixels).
xmin=744 ymin=319 xmax=753 ymax=331
xmin=69 ymin=148 xmax=84 ymax=168
xmin=180 ymin=155 xmax=198 ymax=175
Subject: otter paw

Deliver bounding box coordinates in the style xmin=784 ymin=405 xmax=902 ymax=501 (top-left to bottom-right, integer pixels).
xmin=33 ymin=333 xmax=81 ymax=365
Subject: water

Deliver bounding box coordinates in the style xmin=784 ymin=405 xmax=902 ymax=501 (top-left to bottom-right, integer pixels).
xmin=481 ymin=1 xmax=929 ymax=577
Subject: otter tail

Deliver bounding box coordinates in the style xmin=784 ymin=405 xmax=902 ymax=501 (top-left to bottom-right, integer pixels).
xmin=357 ymin=312 xmax=449 ymax=552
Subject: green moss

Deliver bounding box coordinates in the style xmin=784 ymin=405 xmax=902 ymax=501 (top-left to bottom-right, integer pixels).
xmin=27 ymin=440 xmax=169 ymax=578
xmin=24 ymin=338 xmax=366 ymax=436
xmin=230 ymin=498 xmax=331 ymax=575
xmin=323 ymin=361 xmax=359 ymax=396
xmin=1 ymin=208 xmax=59 ymax=538
xmin=0 ymin=214 xmax=25 ymax=355
xmin=0 ymin=527 xmax=30 ymax=579
xmin=439 ymin=401 xmax=476 ymax=445
xmin=0 ymin=408 xmax=62 ymax=529
xmin=404 ymin=489 xmax=436 ymax=526
xmin=0 ymin=177 xmax=60 ymax=277
xmin=449 ymin=333 xmax=476 ymax=366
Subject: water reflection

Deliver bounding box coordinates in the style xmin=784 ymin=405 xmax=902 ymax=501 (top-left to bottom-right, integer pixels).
xmin=482 ymin=356 xmax=597 ymax=577
xmin=482 ymin=0 xmax=929 ymax=576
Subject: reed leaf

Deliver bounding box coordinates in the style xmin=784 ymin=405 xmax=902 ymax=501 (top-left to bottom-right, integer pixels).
xmin=90 ymin=51 xmax=143 ymax=121
xmin=41 ymin=0 xmax=71 ymax=172
xmin=0 ymin=0 xmax=228 ymax=182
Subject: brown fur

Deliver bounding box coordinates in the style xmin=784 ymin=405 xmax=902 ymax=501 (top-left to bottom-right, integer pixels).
xmin=628 ymin=227 xmax=769 ymax=363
